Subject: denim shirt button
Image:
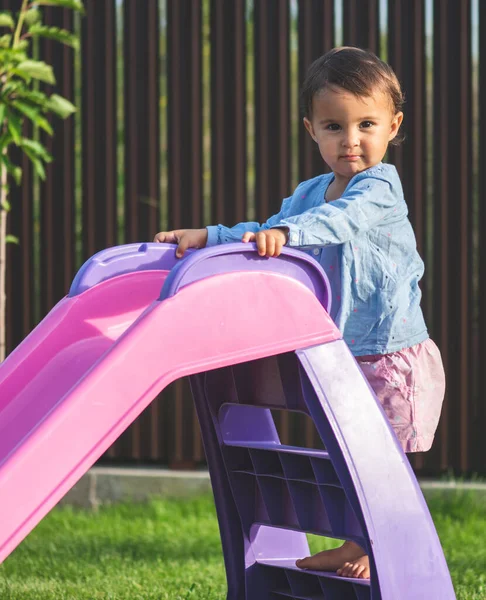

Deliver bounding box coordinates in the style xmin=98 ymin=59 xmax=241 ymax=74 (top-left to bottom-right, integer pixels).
xmin=313 ymin=248 xmax=320 ymax=256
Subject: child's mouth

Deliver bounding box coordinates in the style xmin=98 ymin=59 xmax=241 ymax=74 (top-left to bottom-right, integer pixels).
xmin=341 ymin=155 xmax=361 ymax=161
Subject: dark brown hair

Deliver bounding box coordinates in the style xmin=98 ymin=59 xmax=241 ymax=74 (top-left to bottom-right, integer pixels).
xmin=301 ymin=46 xmax=405 ymax=144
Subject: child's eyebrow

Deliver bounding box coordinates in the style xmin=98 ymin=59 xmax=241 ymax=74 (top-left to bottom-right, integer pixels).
xmin=318 ymin=115 xmax=382 ymax=125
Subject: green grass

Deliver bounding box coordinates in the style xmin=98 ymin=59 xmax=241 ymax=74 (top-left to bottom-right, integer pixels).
xmin=0 ymin=490 xmax=485 ymax=599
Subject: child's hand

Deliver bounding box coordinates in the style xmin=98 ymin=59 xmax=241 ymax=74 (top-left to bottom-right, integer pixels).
xmin=241 ymin=228 xmax=288 ymax=257
xmin=153 ymin=228 xmax=208 ymax=258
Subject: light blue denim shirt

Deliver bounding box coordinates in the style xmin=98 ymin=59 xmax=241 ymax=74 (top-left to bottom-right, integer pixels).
xmin=206 ymin=163 xmax=429 ymax=356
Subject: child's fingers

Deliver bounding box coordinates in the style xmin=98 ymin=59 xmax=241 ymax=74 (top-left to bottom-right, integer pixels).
xmin=242 ymin=232 xmax=256 ymax=243
xmin=175 ymin=237 xmax=189 ymax=258
xmin=255 ymin=233 xmax=267 ymax=256
xmin=274 ymin=237 xmax=284 ymax=257
xmin=154 ymin=231 xmax=179 ymax=243
xmin=266 ymin=235 xmax=276 ymax=257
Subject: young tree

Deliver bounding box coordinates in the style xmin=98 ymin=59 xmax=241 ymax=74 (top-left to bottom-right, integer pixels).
xmin=0 ymin=0 xmax=84 ymax=360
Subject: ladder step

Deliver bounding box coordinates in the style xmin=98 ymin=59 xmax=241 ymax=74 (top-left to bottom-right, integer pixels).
xmin=223 ymin=441 xmax=330 ymax=459
xmin=257 ymin=559 xmax=371 ymax=587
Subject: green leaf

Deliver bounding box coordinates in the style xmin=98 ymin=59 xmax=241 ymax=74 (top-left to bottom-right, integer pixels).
xmin=0 ymin=103 xmax=5 ymax=125
xmin=24 ymin=9 xmax=42 ymax=27
xmin=31 ymin=0 xmax=85 ymax=14
xmin=28 ymin=24 xmax=79 ymax=50
xmin=21 ymin=137 xmax=53 ymax=162
xmin=9 ymin=100 xmax=53 ymax=135
xmin=23 ymin=151 xmax=46 ymax=180
xmin=14 ymin=88 xmax=48 ymax=108
xmin=46 ymin=93 xmax=76 ymax=118
xmin=0 ymin=48 xmax=28 ymax=66
xmin=0 ymin=153 xmax=21 ymax=185
xmin=0 ymin=12 xmax=15 ymax=29
xmin=0 ymin=132 xmax=13 ymax=154
xmin=15 ymin=60 xmax=55 ymax=85
xmin=36 ymin=115 xmax=53 ymax=135
xmin=2 ymin=81 xmax=24 ymax=97
xmin=5 ymin=234 xmax=19 ymax=244
xmin=1 ymin=197 xmax=10 ymax=211
xmin=0 ymin=34 xmax=12 ymax=48
xmin=11 ymin=99 xmax=39 ymax=122
xmin=6 ymin=108 xmax=22 ymax=144
xmin=15 ymin=40 xmax=30 ymax=51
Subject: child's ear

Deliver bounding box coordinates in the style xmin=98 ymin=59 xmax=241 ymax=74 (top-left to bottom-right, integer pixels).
xmin=389 ymin=111 xmax=404 ymax=142
xmin=303 ymin=117 xmax=317 ymax=143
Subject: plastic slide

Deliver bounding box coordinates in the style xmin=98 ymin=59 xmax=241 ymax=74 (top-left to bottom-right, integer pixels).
xmin=0 ymin=242 xmax=455 ymax=599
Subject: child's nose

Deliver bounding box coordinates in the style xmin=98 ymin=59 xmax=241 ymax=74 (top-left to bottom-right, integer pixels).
xmin=341 ymin=130 xmax=360 ymax=148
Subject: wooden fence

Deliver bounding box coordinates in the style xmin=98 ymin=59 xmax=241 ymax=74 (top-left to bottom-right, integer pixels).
xmin=4 ymin=0 xmax=483 ymax=476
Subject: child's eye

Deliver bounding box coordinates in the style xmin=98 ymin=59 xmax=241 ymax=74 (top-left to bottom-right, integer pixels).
xmin=326 ymin=123 xmax=341 ymax=131
xmin=360 ymin=121 xmax=374 ymax=128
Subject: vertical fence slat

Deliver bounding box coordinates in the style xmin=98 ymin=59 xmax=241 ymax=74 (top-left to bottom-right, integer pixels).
xmin=5 ymin=149 xmax=34 ymax=353
xmin=387 ymin=1 xmax=428 ymax=472
xmin=119 ymin=0 xmax=161 ymax=462
xmin=433 ymin=0 xmax=472 ymax=473
xmin=4 ymin=0 xmax=35 ymax=351
xmin=211 ymin=0 xmax=246 ymax=225
xmin=166 ymin=0 xmax=203 ymax=468
xmin=254 ymin=0 xmax=291 ymax=221
xmin=81 ymin=0 xmax=118 ymax=259
xmin=39 ymin=8 xmax=76 ymax=317
xmin=253 ymin=0 xmax=291 ymax=444
xmin=4 ymin=0 xmax=35 ymax=355
xmin=80 ymin=0 xmax=119 ymax=459
xmin=297 ymin=0 xmax=334 ymax=182
xmin=478 ymin=0 xmax=486 ymax=476
xmin=387 ymin=0 xmax=426 ymax=252
xmin=342 ymin=0 xmax=379 ymax=53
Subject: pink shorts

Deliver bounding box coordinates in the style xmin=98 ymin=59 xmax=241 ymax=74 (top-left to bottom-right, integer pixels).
xmin=356 ymin=338 xmax=445 ymax=453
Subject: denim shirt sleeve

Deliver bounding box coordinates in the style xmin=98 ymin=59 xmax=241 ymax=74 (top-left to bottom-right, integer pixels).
xmin=279 ymin=171 xmax=400 ymax=248
xmin=206 ymin=195 xmax=293 ymax=246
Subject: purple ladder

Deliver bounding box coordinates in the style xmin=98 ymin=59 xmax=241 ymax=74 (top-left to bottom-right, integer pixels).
xmin=167 ymin=246 xmax=455 ymax=600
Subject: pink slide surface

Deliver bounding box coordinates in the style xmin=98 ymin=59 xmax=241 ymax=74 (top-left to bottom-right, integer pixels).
xmin=0 ymin=243 xmax=339 ymax=563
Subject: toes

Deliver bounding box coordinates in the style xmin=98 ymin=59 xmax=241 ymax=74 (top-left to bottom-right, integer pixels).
xmin=358 ymin=566 xmax=371 ymax=580
xmin=337 ymin=561 xmax=366 ymax=579
xmin=337 ymin=562 xmax=352 ymax=577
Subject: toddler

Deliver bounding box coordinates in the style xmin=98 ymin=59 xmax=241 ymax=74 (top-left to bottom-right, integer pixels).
xmin=153 ymin=47 xmax=445 ymax=580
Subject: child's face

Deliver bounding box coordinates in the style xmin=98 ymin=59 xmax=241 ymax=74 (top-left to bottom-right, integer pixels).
xmin=303 ymin=85 xmax=403 ymax=182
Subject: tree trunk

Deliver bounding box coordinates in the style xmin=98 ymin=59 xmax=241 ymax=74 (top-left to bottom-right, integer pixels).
xmin=0 ymin=162 xmax=7 ymax=362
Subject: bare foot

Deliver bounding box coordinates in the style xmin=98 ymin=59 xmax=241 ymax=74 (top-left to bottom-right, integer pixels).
xmin=295 ymin=540 xmax=367 ymax=574
xmin=336 ymin=553 xmax=370 ymax=579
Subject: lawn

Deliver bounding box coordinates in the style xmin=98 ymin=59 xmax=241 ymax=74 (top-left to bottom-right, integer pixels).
xmin=0 ymin=489 xmax=485 ymax=599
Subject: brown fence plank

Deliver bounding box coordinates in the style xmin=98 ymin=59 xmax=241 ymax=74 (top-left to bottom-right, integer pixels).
xmin=5 ymin=147 xmax=34 ymax=353
xmin=4 ymin=0 xmax=35 ymax=355
xmin=478 ymin=0 xmax=486 ymax=476
xmin=387 ymin=0 xmax=429 ymax=472
xmin=342 ymin=0 xmax=379 ymax=53
xmin=254 ymin=0 xmax=291 ymax=221
xmin=433 ymin=0 xmax=472 ymax=474
xmin=165 ymin=0 xmax=203 ymax=467
xmin=297 ymin=0 xmax=334 ymax=181
xmin=119 ymin=0 xmax=162 ymax=462
xmin=39 ymin=8 xmax=76 ymax=317
xmin=211 ymin=0 xmax=246 ymax=225
xmin=81 ymin=0 xmax=118 ymax=260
